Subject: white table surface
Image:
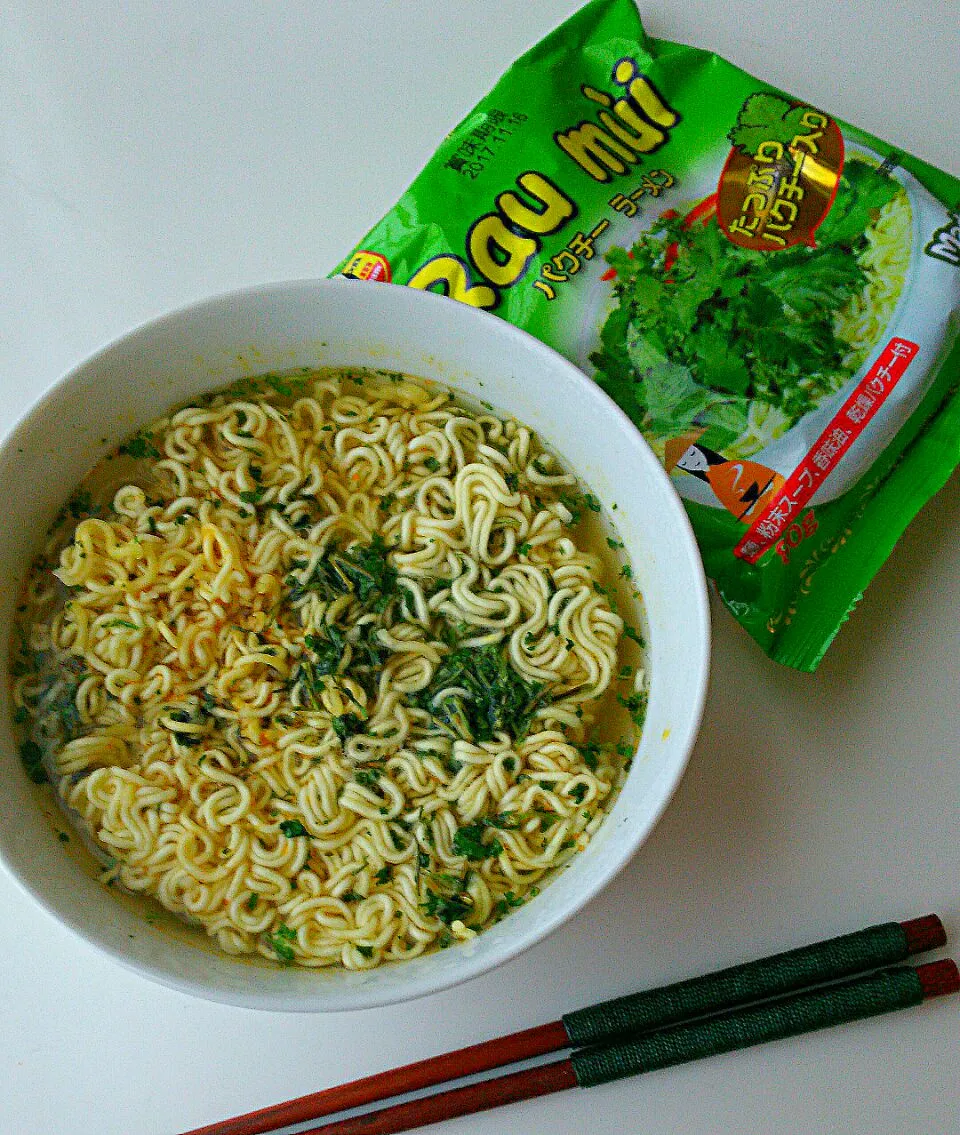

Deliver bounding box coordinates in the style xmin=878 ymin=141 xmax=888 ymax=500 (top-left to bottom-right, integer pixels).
xmin=2 ymin=3 xmax=959 ymax=1133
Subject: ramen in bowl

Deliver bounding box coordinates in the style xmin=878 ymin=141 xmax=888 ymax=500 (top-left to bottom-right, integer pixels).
xmin=11 ymin=367 xmax=646 ymax=970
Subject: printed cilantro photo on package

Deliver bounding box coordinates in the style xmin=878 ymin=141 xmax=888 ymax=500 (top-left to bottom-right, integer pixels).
xmin=333 ymin=0 xmax=960 ymax=670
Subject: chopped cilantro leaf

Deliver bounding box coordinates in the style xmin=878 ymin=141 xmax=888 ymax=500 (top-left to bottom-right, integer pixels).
xmin=67 ymin=491 xmax=93 ymax=519
xmin=20 ymin=740 xmax=47 ymax=784
xmin=264 ymin=374 xmax=297 ymax=398
xmin=119 ymin=433 xmax=161 ymax=460
xmin=558 ymin=492 xmax=583 ymax=524
xmin=333 ymin=713 xmax=363 ymax=740
xmin=617 ymin=690 xmax=649 ymax=727
xmin=416 ymin=644 xmax=543 ymax=744
xmin=302 ymin=625 xmax=345 ymax=677
xmin=493 ymin=891 xmax=524 ymax=918
xmin=268 ymin=924 xmax=297 ymax=962
xmin=279 ymin=820 xmax=308 ymax=837
xmin=484 ymin=811 xmax=522 ymax=830
xmin=423 ymin=889 xmax=472 ymax=926
xmin=452 ymin=822 xmax=502 ymax=861
xmin=287 ymin=534 xmax=397 ymax=611
xmin=581 ymin=741 xmax=601 ymax=770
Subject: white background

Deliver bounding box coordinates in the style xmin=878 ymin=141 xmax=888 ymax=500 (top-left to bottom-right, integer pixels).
xmin=2 ymin=3 xmax=959 ymax=1133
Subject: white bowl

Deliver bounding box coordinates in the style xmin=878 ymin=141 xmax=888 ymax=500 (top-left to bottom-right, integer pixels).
xmin=0 ymin=280 xmax=709 ymax=1010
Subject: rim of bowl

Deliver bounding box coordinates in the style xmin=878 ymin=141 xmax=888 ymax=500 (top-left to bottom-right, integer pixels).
xmin=0 ymin=279 xmax=711 ymax=1010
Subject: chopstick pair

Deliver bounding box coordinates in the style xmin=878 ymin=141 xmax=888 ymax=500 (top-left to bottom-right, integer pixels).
xmin=183 ymin=915 xmax=955 ymax=1135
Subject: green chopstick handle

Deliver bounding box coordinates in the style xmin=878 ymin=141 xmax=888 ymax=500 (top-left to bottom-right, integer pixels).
xmin=571 ymin=965 xmax=925 ymax=1088
xmin=563 ymin=919 xmax=927 ymax=1047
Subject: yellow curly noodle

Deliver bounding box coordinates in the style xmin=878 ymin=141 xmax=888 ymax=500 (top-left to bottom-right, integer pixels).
xmin=13 ymin=370 xmax=643 ymax=970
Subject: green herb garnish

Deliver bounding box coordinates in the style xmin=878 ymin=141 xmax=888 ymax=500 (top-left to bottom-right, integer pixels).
xmin=286 ymin=534 xmax=397 ymax=612
xmin=581 ymin=740 xmax=601 ymax=770
xmin=617 ymin=690 xmax=649 ymax=728
xmin=416 ymin=644 xmax=544 ymax=744
xmin=279 ymin=820 xmax=308 ymax=837
xmin=20 ymin=740 xmax=47 ymax=784
xmin=119 ymin=433 xmax=161 ymax=460
xmin=268 ymin=923 xmax=297 ymax=962
xmin=67 ymin=491 xmax=94 ymax=519
xmin=303 ymin=625 xmax=346 ymax=676
xmin=452 ymin=822 xmax=503 ymax=861
xmin=332 ymin=713 xmax=363 ymax=740
xmin=493 ymin=891 xmax=524 ymax=919
xmin=423 ymin=889 xmax=473 ymax=926
xmin=484 ymin=811 xmax=522 ymax=830
xmin=558 ymin=492 xmax=583 ymax=524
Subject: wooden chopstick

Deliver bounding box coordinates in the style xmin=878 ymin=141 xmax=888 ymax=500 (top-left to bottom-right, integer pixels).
xmin=180 ymin=914 xmax=945 ymax=1135
xmin=297 ymin=959 xmax=960 ymax=1135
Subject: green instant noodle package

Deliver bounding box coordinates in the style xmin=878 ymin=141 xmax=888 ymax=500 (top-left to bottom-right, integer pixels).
xmin=333 ymin=0 xmax=960 ymax=670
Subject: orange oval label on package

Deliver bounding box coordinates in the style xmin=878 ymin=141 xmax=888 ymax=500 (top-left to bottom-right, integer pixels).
xmin=342 ymin=250 xmax=393 ymax=282
xmin=717 ymin=94 xmax=844 ymax=252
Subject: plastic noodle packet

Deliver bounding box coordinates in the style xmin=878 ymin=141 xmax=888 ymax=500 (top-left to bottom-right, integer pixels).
xmin=332 ymin=0 xmax=960 ymax=671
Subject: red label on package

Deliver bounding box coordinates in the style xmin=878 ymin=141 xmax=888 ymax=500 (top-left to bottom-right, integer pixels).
xmin=735 ymin=337 xmax=919 ymax=563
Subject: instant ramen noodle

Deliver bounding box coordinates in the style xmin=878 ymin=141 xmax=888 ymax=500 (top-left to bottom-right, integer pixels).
xmin=11 ymin=368 xmax=645 ymax=968
xmin=334 ymin=0 xmax=960 ymax=671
